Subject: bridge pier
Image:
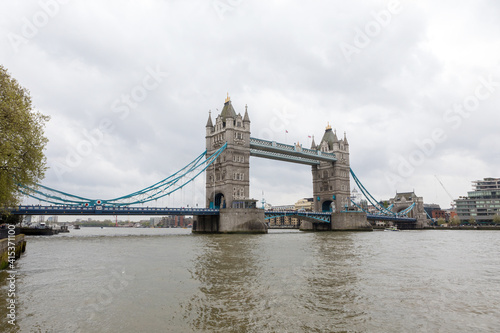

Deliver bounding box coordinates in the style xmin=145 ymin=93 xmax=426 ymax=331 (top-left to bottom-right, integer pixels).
xmin=299 ymin=220 xmax=331 ymax=231
xmin=219 ymin=208 xmax=267 ymax=233
xmin=193 ymin=208 xmax=267 ymax=234
xmin=298 ymin=212 xmax=372 ymax=231
xmin=331 ymin=212 xmax=372 ymax=231
xmin=192 ymin=215 xmax=219 ymax=233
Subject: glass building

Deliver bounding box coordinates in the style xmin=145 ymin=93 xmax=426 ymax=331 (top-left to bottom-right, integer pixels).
xmin=455 ymin=178 xmax=500 ymax=224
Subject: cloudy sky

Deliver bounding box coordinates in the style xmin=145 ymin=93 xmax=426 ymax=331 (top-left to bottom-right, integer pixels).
xmin=1 ymin=0 xmax=499 ymax=211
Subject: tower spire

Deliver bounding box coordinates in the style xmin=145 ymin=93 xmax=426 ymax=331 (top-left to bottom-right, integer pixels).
xmin=311 ymin=135 xmax=317 ymax=149
xmin=243 ymin=104 xmax=250 ymax=122
xmin=206 ymin=110 xmax=213 ymax=127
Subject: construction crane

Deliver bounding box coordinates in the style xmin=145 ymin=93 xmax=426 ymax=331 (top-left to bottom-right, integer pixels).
xmin=434 ymin=175 xmax=456 ymax=209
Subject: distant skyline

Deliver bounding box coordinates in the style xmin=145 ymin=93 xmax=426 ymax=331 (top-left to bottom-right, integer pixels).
xmin=1 ymin=1 xmax=499 ymax=210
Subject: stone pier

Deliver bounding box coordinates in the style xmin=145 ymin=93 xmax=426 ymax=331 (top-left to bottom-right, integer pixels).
xmin=331 ymin=212 xmax=373 ymax=231
xmin=193 ymin=208 xmax=267 ymax=234
xmin=299 ymin=220 xmax=331 ymax=231
xmin=218 ymin=208 xmax=267 ymax=233
xmin=299 ymin=212 xmax=372 ymax=231
xmin=192 ymin=215 xmax=219 ymax=233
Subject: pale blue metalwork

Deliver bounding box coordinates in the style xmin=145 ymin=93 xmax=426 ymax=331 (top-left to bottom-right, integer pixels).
xmin=350 ymin=168 xmax=397 ymax=216
xmin=12 ymin=205 xmax=219 ymax=216
xmin=18 ymin=143 xmax=227 ymax=207
xmin=264 ymin=210 xmax=332 ymax=223
xmin=250 ymin=137 xmax=336 ymax=165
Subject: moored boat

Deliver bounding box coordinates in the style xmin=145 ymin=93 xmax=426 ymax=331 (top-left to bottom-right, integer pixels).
xmin=20 ymin=227 xmax=56 ymax=236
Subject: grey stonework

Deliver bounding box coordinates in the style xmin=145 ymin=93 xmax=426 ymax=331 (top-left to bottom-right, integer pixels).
xmin=205 ymin=98 xmax=251 ymax=209
xmin=203 ymin=97 xmax=367 ymax=232
xmin=311 ymin=126 xmax=351 ymax=213
xmin=330 ymin=212 xmax=372 ymax=231
xmin=388 ymin=192 xmax=428 ymax=228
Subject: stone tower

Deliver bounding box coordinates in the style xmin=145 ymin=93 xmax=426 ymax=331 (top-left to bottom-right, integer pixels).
xmin=311 ymin=124 xmax=351 ymax=212
xmin=205 ymin=94 xmax=251 ymax=209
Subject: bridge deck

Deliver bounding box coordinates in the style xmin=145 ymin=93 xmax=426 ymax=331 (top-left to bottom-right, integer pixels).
xmin=12 ymin=206 xmax=417 ymax=224
xmin=12 ymin=205 xmax=220 ymax=216
xmin=367 ymin=214 xmax=417 ymax=222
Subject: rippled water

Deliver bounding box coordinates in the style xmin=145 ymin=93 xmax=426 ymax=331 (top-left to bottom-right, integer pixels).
xmin=1 ymin=228 xmax=500 ymax=332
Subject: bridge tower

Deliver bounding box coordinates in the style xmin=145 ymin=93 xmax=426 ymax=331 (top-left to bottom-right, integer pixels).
xmin=205 ymin=94 xmax=251 ymax=209
xmin=195 ymin=94 xmax=266 ymax=233
xmin=388 ymin=191 xmax=428 ymax=228
xmin=311 ymin=124 xmax=351 ymax=213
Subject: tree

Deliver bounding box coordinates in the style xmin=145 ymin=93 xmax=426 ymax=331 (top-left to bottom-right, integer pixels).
xmin=468 ymin=217 xmax=476 ymax=225
xmin=437 ymin=217 xmax=446 ymax=226
xmin=493 ymin=214 xmax=500 ymax=225
xmin=449 ymin=216 xmax=461 ymax=226
xmin=0 ymin=65 xmax=49 ymax=214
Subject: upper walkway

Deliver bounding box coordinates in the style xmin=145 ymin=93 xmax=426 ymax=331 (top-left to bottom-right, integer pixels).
xmin=249 ymin=137 xmax=336 ymax=165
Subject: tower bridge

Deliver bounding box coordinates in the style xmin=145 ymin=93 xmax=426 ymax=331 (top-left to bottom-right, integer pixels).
xmin=12 ymin=95 xmax=429 ymax=232
xmin=197 ymin=95 xmax=370 ymax=233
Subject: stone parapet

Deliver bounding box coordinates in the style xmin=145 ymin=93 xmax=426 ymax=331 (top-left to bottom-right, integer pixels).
xmin=1 ymin=234 xmax=26 ymax=270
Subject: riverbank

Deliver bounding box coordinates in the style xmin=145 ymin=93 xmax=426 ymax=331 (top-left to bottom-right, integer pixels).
xmin=0 ymin=234 xmax=26 ymax=270
xmin=424 ymin=225 xmax=500 ymax=230
xmin=372 ymin=225 xmax=500 ymax=230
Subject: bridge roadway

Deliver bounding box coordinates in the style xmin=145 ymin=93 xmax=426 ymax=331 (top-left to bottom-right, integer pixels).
xmin=12 ymin=205 xmax=220 ymax=216
xmin=265 ymin=210 xmax=417 ymax=223
xmin=12 ymin=206 xmax=417 ymax=224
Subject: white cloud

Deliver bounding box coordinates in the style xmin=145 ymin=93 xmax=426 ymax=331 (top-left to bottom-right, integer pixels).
xmin=1 ymin=0 xmax=499 ymax=210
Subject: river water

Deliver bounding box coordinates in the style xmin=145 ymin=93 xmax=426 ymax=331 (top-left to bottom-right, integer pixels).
xmin=1 ymin=228 xmax=499 ymax=332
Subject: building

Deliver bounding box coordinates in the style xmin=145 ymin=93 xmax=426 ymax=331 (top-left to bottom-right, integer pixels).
xmin=431 ymin=209 xmax=446 ymax=219
xmin=150 ymin=217 xmax=162 ymax=226
xmin=456 ymin=178 xmax=500 ymax=224
xmin=351 ymin=187 xmax=369 ymax=211
xmin=294 ymin=198 xmax=314 ymax=211
xmin=424 ymin=204 xmax=441 ymax=219
xmin=271 ymin=204 xmax=295 ymax=211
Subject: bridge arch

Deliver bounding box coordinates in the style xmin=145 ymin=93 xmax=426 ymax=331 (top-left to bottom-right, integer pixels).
xmin=321 ymin=200 xmax=334 ymax=212
xmin=214 ymin=193 xmax=226 ymax=209
xmin=396 ymin=206 xmax=415 ymax=218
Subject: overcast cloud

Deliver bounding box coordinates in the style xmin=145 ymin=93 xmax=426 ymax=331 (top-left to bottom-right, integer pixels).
xmin=1 ymin=0 xmax=499 ymax=210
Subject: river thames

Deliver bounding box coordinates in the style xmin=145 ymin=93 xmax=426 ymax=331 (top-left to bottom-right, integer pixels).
xmin=1 ymin=228 xmax=499 ymax=332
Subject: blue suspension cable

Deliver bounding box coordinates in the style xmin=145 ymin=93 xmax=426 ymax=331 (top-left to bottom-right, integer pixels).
xmin=19 ymin=143 xmax=227 ymax=207
xmin=350 ymin=168 xmax=395 ymax=215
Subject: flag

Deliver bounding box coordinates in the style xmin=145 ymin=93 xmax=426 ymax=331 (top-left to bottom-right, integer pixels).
xmin=308 ymin=135 xmax=311 ymax=138
xmin=286 ymin=130 xmax=288 ymax=133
